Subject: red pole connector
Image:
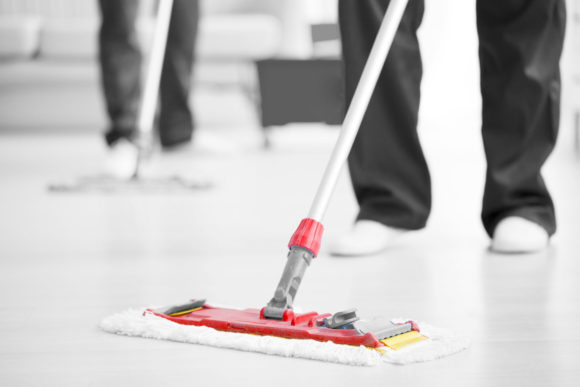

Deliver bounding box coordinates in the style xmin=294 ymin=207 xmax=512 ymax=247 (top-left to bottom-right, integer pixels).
xmin=288 ymin=218 xmax=324 ymax=257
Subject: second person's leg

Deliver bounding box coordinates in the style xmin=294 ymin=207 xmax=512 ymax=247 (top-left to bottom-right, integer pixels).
xmin=98 ymin=0 xmax=141 ymax=146
xmin=158 ymin=0 xmax=199 ymax=148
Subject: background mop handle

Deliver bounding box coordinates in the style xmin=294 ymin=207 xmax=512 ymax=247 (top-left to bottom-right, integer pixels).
xmin=136 ymin=0 xmax=174 ymax=136
xmin=306 ymin=0 xmax=409 ymax=222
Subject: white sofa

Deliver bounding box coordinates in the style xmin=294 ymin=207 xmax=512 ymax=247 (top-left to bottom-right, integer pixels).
xmin=0 ymin=15 xmax=42 ymax=59
xmin=0 ymin=0 xmax=311 ymax=61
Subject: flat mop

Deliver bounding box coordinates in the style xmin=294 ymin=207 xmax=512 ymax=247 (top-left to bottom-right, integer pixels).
xmin=101 ymin=0 xmax=469 ymax=365
xmin=49 ymin=0 xmax=210 ymax=193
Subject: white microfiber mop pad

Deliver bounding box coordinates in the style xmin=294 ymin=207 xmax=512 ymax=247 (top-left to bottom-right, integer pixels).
xmin=100 ymin=309 xmax=469 ymax=366
xmin=384 ymin=318 xmax=471 ymax=365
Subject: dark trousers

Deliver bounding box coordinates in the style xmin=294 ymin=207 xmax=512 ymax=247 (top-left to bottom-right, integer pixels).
xmin=339 ymin=0 xmax=565 ymax=236
xmin=98 ymin=0 xmax=199 ymax=148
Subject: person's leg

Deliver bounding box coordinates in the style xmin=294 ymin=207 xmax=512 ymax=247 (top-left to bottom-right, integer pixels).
xmin=331 ymin=0 xmax=426 ymax=256
xmin=158 ymin=0 xmax=199 ymax=148
xmin=477 ymin=0 xmax=566 ymax=242
xmin=98 ymin=0 xmax=141 ymax=146
xmin=339 ymin=0 xmax=429 ymax=230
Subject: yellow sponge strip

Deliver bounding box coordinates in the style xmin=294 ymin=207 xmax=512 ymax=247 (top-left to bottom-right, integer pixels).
xmin=168 ymin=307 xmax=202 ymax=317
xmin=380 ymin=331 xmax=427 ymax=351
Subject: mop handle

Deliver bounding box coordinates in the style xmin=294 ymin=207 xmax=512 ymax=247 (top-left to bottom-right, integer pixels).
xmin=269 ymin=0 xmax=411 ymax=318
xmin=306 ymin=0 xmax=409 ymax=222
xmin=136 ymin=0 xmax=174 ymax=135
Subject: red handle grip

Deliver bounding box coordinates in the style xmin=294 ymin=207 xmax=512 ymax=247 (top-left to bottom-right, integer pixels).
xmin=288 ymin=218 xmax=324 ymax=257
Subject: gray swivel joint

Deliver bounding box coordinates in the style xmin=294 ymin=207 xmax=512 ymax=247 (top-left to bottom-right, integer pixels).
xmin=263 ymin=246 xmax=313 ymax=320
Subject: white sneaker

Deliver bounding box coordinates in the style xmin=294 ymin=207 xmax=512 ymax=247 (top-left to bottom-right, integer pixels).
xmin=104 ymin=138 xmax=139 ymax=180
xmin=329 ymin=220 xmax=405 ymax=257
xmin=490 ymin=216 xmax=549 ymax=254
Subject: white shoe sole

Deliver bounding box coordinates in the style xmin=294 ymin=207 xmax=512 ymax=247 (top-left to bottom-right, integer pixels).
xmin=490 ymin=216 xmax=549 ymax=254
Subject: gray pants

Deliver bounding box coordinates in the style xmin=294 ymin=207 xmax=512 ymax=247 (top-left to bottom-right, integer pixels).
xmin=339 ymin=0 xmax=565 ymax=236
xmin=98 ymin=0 xmax=199 ymax=148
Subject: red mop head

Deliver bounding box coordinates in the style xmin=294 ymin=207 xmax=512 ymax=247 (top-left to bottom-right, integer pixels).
xmin=288 ymin=218 xmax=324 ymax=257
xmin=148 ymin=302 xmax=430 ymax=351
xmin=151 ymin=304 xmax=385 ymax=347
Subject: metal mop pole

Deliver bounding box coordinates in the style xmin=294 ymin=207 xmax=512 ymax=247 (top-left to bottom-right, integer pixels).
xmin=307 ymin=0 xmax=409 ymax=222
xmin=134 ymin=0 xmax=174 ymax=178
xmin=264 ymin=0 xmax=410 ymax=319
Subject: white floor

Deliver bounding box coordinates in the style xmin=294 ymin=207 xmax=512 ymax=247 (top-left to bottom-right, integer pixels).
xmin=1 ymin=92 xmax=580 ymax=386
xmin=2 ymin=1 xmax=580 ymax=384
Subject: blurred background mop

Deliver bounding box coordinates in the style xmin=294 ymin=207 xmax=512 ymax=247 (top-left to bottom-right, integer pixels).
xmin=48 ymin=0 xmax=211 ymax=193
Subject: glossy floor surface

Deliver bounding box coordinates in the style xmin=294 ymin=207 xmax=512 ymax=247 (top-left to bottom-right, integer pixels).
xmin=2 ymin=91 xmax=580 ymax=387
